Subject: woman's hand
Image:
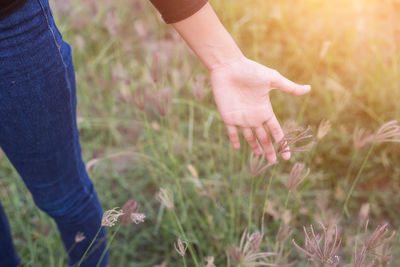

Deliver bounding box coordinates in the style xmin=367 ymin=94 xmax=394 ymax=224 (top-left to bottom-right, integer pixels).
xmin=171 ymin=3 xmax=311 ymax=163
xmin=210 ymin=57 xmax=311 ymax=163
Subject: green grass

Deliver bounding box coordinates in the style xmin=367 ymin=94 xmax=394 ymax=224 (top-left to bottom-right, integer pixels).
xmin=1 ymin=0 xmax=400 ymax=266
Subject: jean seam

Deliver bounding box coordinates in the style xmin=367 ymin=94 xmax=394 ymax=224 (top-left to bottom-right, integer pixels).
xmin=36 ymin=0 xmax=82 ymax=179
xmin=36 ymin=2 xmax=77 ymax=131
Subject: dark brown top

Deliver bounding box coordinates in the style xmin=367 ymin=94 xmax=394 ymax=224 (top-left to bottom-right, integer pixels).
xmin=149 ymin=0 xmax=208 ymax=23
xmin=0 ymin=0 xmax=27 ymax=19
xmin=0 ymin=0 xmax=208 ymax=23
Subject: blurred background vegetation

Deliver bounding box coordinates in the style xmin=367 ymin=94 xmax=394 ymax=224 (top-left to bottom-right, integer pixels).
xmin=0 ymin=0 xmax=399 ymax=265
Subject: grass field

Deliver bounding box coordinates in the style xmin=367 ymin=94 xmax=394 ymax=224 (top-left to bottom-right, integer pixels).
xmin=1 ymin=0 xmax=400 ymax=266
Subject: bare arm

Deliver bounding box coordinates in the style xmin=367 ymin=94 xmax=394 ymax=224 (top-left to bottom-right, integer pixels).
xmin=172 ymin=3 xmax=243 ymax=70
xmin=172 ymin=3 xmax=311 ymax=163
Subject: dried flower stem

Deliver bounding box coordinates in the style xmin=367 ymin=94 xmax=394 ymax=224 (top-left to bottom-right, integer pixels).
xmin=292 ymin=223 xmax=341 ymax=266
xmin=169 ymin=211 xmax=200 ymax=267
xmin=174 ymin=238 xmax=189 ymax=267
xmin=226 ymin=229 xmax=274 ymax=266
xmin=354 ymin=220 xmax=396 ymax=267
xmin=277 ymin=126 xmax=314 ymax=155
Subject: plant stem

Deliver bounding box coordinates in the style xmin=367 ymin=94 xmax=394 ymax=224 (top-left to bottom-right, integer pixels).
xmin=96 ymin=224 xmax=121 ymax=267
xmin=77 ymin=226 xmax=102 ymax=267
xmin=170 ymin=211 xmax=200 ymax=267
xmin=343 ymin=145 xmax=374 ymax=217
xmin=247 ymin=175 xmax=255 ymax=230
xmin=274 ymin=190 xmax=291 ymax=251
xmin=261 ymin=165 xmax=277 ymax=234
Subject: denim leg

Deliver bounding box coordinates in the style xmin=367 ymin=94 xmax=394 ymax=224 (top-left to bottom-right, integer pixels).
xmin=0 ymin=0 xmax=108 ymax=266
xmin=0 ymin=204 xmax=20 ymax=267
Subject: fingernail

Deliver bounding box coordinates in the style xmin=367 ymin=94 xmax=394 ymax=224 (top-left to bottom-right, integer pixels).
xmin=283 ymin=152 xmax=291 ymax=160
xmin=303 ymin=85 xmax=311 ymax=90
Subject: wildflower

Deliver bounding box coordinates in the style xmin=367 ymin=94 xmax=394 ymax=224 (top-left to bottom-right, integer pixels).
xmin=154 ymin=87 xmax=172 ymax=116
xmin=274 ymin=226 xmax=296 ymax=267
xmin=120 ymin=200 xmax=146 ymax=225
xmin=74 ymin=232 xmax=86 ymax=243
xmin=174 ymin=238 xmax=188 ymax=257
xmin=353 ymin=120 xmax=400 ymax=149
xmin=249 ymin=153 xmax=276 ymax=177
xmin=353 ymin=127 xmax=372 ymax=149
xmin=317 ymin=119 xmax=331 ymax=139
xmin=226 ymin=229 xmax=274 ymax=266
xmin=133 ymin=87 xmax=146 ymax=110
xmin=287 ymin=163 xmax=310 ymax=191
xmin=130 ymin=213 xmax=146 ymax=224
xmin=354 ymin=220 xmax=396 ymax=267
xmin=292 ymin=222 xmax=341 ymax=266
xmin=101 ymin=207 xmax=124 ymax=227
xmin=277 ymin=126 xmax=314 ymax=155
xmin=156 ymin=188 xmax=174 ymax=210
xmin=204 ymin=256 xmax=216 ymax=267
xmin=372 ymin=120 xmax=400 ymax=144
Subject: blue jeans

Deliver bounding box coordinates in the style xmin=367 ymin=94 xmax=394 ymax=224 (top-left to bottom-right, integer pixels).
xmin=0 ymin=0 xmax=108 ymax=266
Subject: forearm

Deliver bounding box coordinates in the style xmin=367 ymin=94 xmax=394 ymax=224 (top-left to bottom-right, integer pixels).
xmin=172 ymin=3 xmax=244 ymax=71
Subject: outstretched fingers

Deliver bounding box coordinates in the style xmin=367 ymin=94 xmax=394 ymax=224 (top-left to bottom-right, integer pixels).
xmin=226 ymin=125 xmax=240 ymax=149
xmin=242 ymin=127 xmax=263 ymax=155
xmin=255 ymin=126 xmax=276 ymax=163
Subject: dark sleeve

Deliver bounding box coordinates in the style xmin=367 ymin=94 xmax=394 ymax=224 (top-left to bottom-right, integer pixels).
xmin=149 ymin=0 xmax=208 ymax=24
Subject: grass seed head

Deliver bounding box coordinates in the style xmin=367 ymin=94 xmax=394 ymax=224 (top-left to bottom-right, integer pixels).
xmin=101 ymin=207 xmax=124 ymax=227
xmin=156 ymin=188 xmax=174 ymax=210
xmin=277 ymin=126 xmax=314 ymax=155
xmin=317 ymin=119 xmax=331 ymax=140
xmin=292 ymin=222 xmax=341 ymax=266
xmin=133 ymin=87 xmax=146 ymax=110
xmin=154 ymin=87 xmax=172 ymax=116
xmin=174 ymin=238 xmax=188 ymax=257
xmin=287 ymin=163 xmax=310 ymax=192
xmin=120 ymin=199 xmax=140 ymax=225
xmin=354 ymin=220 xmax=396 ymax=267
xmin=353 ymin=120 xmax=400 ymax=149
xmin=226 ymin=229 xmax=275 ymax=267
xmin=74 ymin=232 xmax=86 ymax=243
xmin=130 ymin=213 xmax=146 ymax=224
xmin=274 ymin=226 xmax=296 ymax=267
xmin=249 ymin=153 xmax=276 ymax=177
xmin=373 ymin=120 xmax=400 ymax=144
xmin=204 ymin=256 xmax=216 ymax=267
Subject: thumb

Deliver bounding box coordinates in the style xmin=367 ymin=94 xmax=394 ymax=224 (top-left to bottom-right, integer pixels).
xmin=272 ymin=72 xmax=311 ymax=96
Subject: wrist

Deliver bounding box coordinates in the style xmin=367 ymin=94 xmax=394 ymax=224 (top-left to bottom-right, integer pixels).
xmin=206 ymin=47 xmax=245 ymax=71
